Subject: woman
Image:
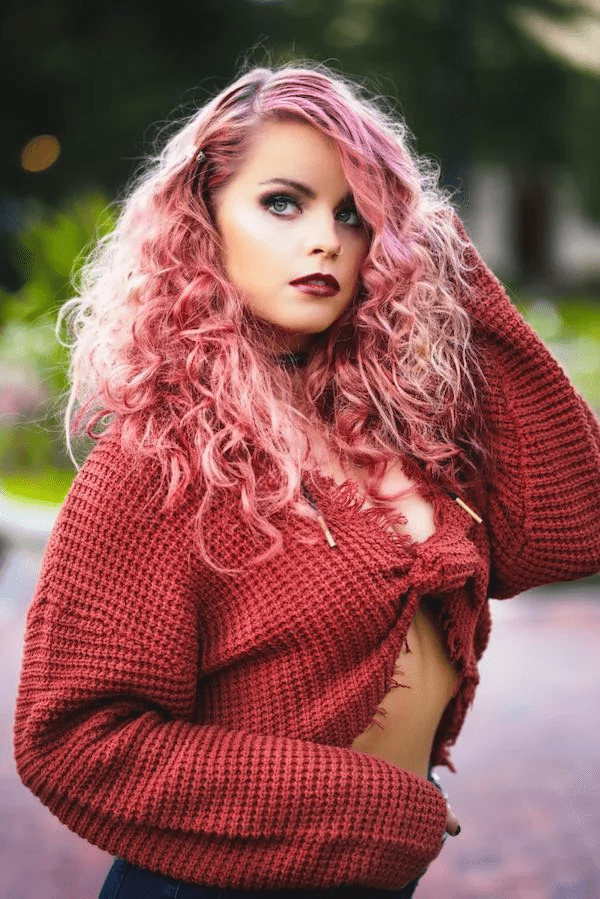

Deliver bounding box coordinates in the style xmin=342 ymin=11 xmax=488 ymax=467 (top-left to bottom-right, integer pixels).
xmin=14 ymin=63 xmax=600 ymax=897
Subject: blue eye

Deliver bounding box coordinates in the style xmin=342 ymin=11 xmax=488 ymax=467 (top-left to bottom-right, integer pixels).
xmin=260 ymin=192 xmax=362 ymax=228
xmin=261 ymin=194 xmax=300 ymax=216
xmin=337 ymin=206 xmax=361 ymax=227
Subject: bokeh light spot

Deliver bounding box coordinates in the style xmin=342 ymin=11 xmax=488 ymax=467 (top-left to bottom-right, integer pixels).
xmin=20 ymin=135 xmax=61 ymax=173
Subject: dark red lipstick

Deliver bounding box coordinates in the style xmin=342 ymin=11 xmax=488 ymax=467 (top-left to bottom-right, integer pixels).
xmin=289 ymin=272 xmax=340 ymax=296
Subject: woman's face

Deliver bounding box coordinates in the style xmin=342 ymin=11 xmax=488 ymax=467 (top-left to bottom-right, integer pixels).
xmin=213 ymin=119 xmax=370 ymax=352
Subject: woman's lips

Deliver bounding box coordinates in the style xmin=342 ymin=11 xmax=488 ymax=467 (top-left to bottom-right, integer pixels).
xmin=291 ymin=282 xmax=339 ymax=297
xmin=289 ymin=274 xmax=340 ymax=296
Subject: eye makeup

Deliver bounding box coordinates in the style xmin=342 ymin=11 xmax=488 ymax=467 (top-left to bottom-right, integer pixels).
xmin=259 ymin=190 xmax=362 ymax=227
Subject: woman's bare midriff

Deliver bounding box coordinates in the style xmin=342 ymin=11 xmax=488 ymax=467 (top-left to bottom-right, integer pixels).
xmin=306 ymin=427 xmax=459 ymax=778
xmin=349 ymin=601 xmax=458 ymax=778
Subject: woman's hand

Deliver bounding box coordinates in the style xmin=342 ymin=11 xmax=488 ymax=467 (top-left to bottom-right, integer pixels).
xmin=414 ymin=799 xmax=461 ymax=882
xmin=428 ymin=770 xmax=460 ymax=838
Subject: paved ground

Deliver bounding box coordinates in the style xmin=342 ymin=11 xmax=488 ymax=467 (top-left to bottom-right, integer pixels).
xmin=1 ymin=544 xmax=599 ymax=899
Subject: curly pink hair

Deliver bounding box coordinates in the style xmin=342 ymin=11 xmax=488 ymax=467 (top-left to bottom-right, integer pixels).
xmin=62 ymin=62 xmax=487 ymax=573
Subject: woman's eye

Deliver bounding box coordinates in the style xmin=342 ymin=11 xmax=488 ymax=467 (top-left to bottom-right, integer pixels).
xmin=337 ymin=206 xmax=361 ymax=227
xmin=261 ymin=194 xmax=361 ymax=227
xmin=262 ymin=194 xmax=299 ymax=216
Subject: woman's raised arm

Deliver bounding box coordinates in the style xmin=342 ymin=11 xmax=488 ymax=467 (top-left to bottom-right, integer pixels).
xmin=456 ymin=219 xmax=600 ymax=598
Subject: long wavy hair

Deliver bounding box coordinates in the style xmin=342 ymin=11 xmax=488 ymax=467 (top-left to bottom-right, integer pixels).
xmin=62 ymin=62 xmax=487 ymax=573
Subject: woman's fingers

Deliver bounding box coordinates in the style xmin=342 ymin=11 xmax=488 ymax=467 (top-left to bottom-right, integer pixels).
xmin=445 ymin=803 xmax=461 ymax=837
xmin=429 ymin=771 xmax=461 ymax=838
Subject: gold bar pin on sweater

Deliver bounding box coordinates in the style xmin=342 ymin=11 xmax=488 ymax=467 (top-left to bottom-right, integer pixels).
xmin=316 ymin=513 xmax=337 ymax=548
xmin=453 ymin=496 xmax=483 ymax=524
xmin=301 ymin=484 xmax=338 ymax=548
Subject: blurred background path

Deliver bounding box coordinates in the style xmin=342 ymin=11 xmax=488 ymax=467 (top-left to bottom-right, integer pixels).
xmin=1 ymin=531 xmax=598 ymax=899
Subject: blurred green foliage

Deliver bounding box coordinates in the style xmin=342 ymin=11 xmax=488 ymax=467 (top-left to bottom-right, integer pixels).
xmin=1 ymin=468 xmax=75 ymax=505
xmin=0 ymin=194 xmax=115 ymax=333
xmin=517 ymin=294 xmax=600 ymax=410
xmin=0 ymin=194 xmax=114 ymax=482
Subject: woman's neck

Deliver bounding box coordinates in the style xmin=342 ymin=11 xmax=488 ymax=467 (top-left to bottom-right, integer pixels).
xmin=275 ymin=350 xmax=309 ymax=369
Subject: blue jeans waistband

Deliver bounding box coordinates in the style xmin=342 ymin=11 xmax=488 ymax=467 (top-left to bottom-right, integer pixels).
xmin=99 ymin=859 xmax=421 ymax=899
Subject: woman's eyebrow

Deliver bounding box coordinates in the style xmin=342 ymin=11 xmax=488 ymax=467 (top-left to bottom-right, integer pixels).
xmin=258 ymin=178 xmax=315 ymax=198
xmin=258 ymin=177 xmax=353 ymax=206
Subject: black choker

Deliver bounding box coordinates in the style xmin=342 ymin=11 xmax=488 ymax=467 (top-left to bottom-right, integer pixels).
xmin=276 ymin=351 xmax=309 ymax=369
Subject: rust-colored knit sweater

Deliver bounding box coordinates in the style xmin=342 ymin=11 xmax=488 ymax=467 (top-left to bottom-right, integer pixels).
xmin=14 ymin=240 xmax=600 ymax=890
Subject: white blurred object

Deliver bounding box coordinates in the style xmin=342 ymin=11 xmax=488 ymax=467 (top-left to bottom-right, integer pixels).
xmin=0 ymin=488 xmax=58 ymax=550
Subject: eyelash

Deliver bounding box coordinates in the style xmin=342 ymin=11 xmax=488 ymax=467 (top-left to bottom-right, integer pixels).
xmin=260 ymin=193 xmax=362 ymax=227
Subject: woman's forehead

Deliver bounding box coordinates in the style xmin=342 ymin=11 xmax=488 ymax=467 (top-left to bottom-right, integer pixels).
xmin=231 ymin=119 xmax=349 ymax=191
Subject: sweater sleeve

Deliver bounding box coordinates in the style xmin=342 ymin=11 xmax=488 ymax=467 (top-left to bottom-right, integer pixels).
xmin=456 ymin=220 xmax=600 ymax=598
xmin=13 ymin=435 xmax=447 ymax=891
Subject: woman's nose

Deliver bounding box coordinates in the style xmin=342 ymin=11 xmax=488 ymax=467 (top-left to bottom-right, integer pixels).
xmin=306 ymin=211 xmax=342 ymax=258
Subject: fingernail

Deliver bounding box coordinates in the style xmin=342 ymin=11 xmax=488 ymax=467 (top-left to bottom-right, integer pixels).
xmin=454 ymin=825 xmax=461 ymax=836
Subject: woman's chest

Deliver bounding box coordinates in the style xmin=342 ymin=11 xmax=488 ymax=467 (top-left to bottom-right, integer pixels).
xmin=196 ymin=438 xmax=487 ymax=746
xmin=305 ymin=430 xmax=436 ymax=545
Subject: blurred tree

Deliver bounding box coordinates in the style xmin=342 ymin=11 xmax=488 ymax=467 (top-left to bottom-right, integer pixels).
xmin=0 ymin=0 xmax=290 ymax=205
xmin=0 ymin=0 xmax=296 ymax=302
xmin=1 ymin=0 xmax=599 ymax=299
xmin=271 ymin=0 xmax=600 ymax=283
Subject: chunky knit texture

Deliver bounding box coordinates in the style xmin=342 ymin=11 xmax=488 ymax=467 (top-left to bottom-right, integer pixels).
xmin=14 ymin=237 xmax=600 ymax=890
